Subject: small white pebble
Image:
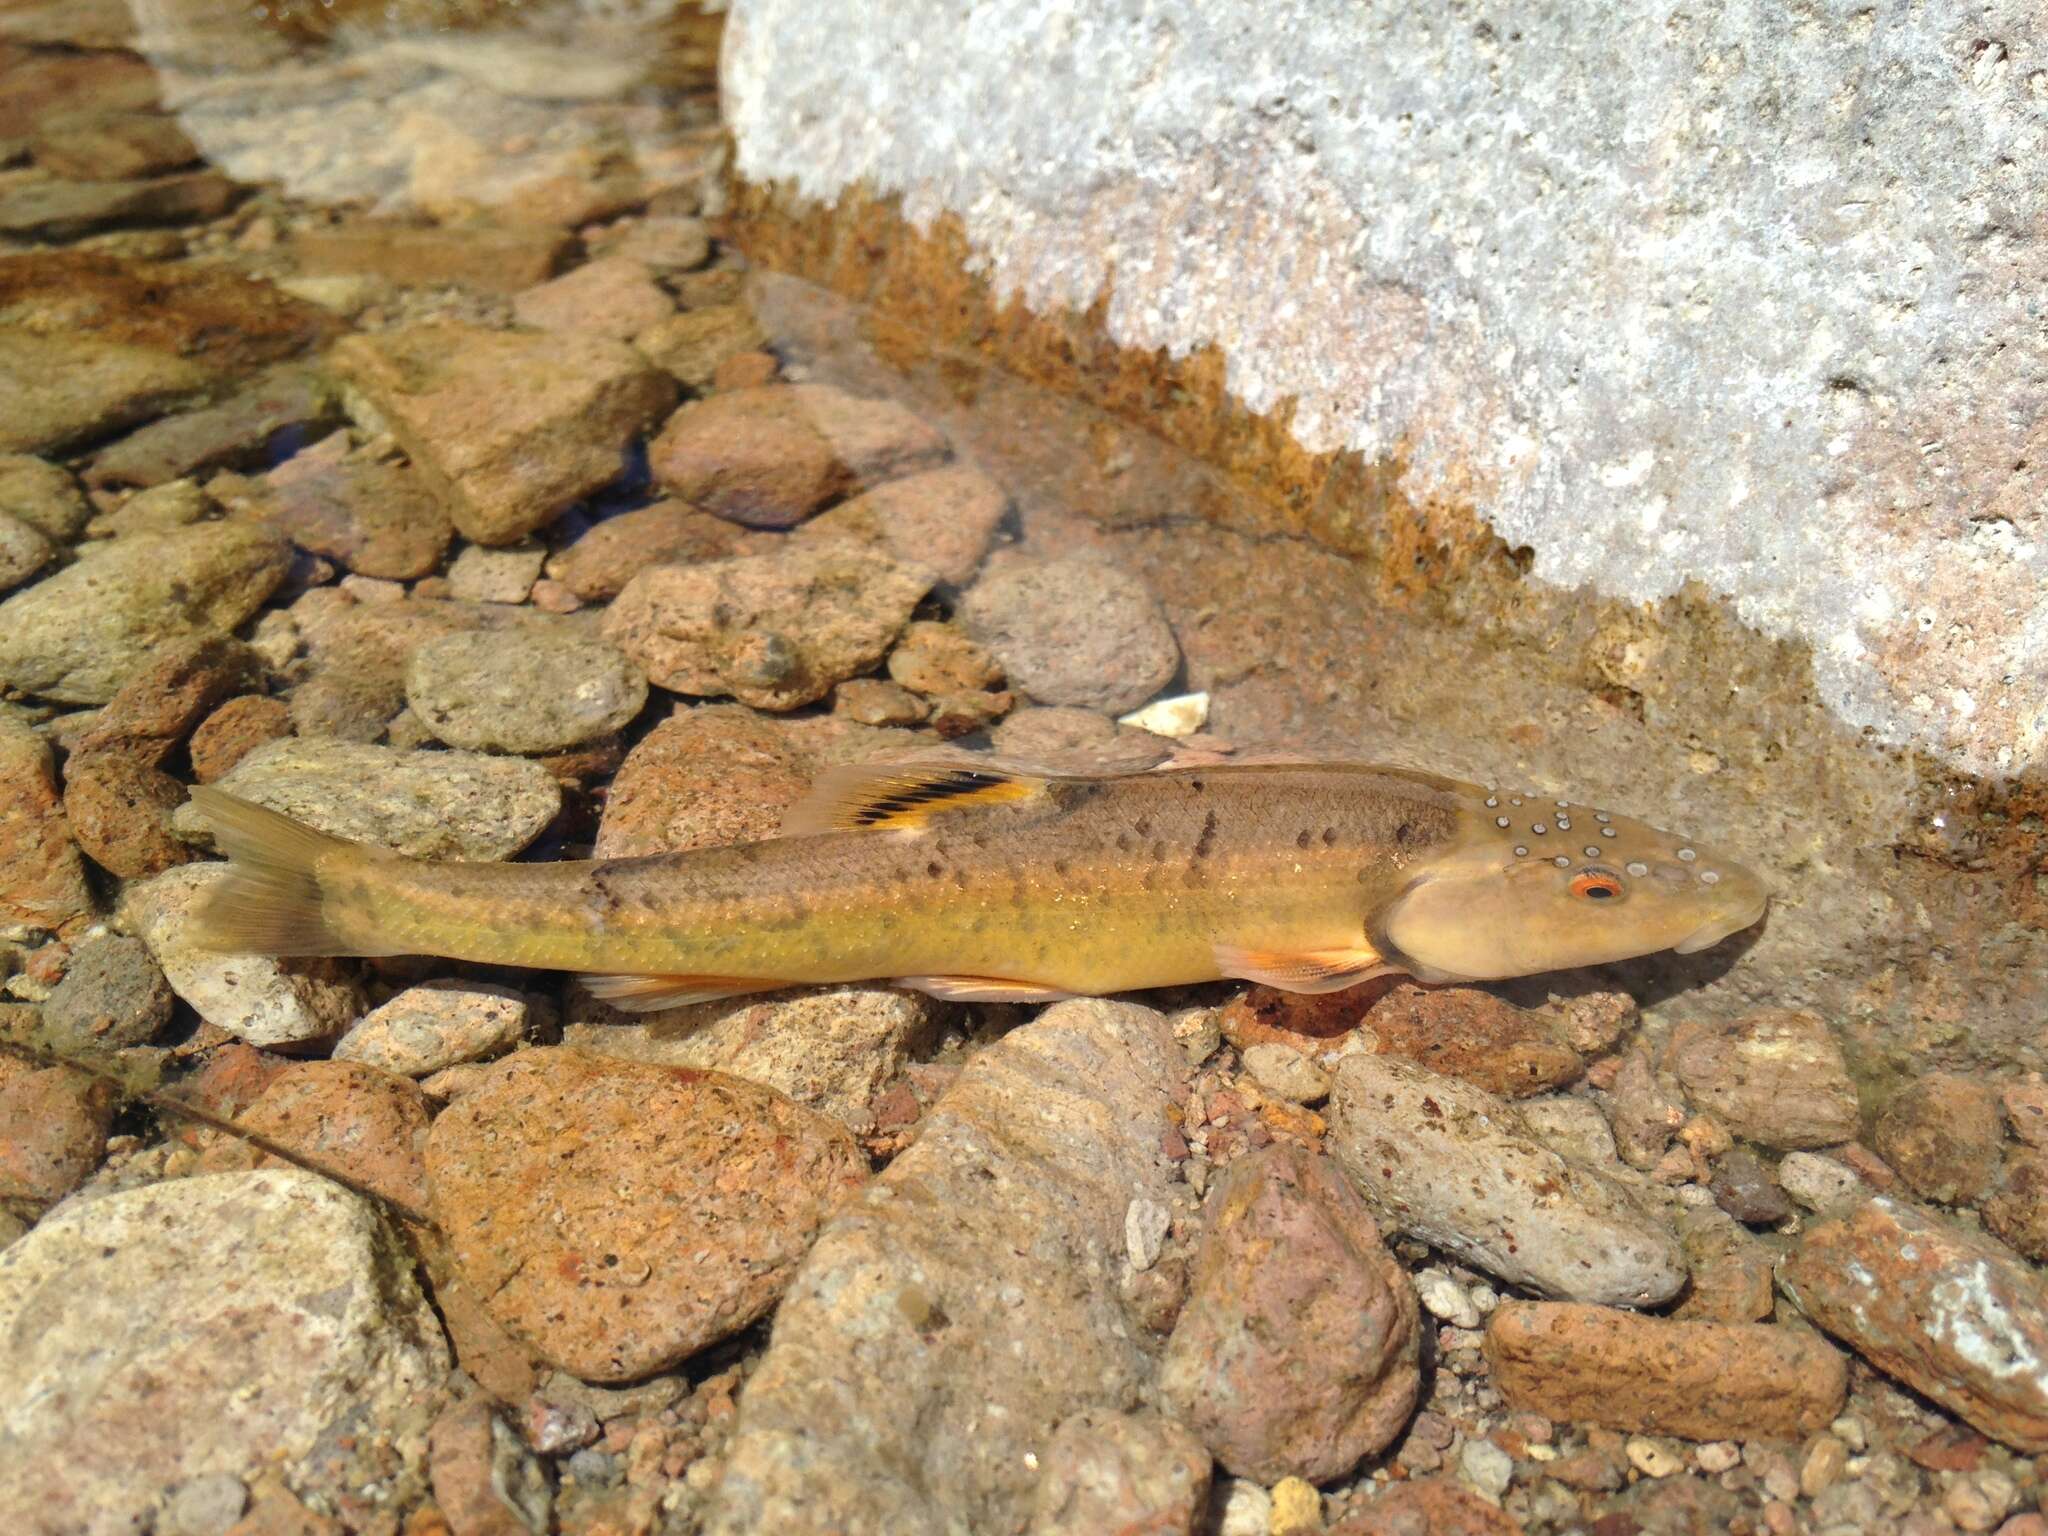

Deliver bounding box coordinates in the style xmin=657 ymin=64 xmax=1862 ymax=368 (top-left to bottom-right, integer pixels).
xmin=1942 ymin=1469 xmax=2016 ymax=1533
xmin=1696 ymin=1441 xmax=1741 ymax=1473
xmin=1778 ymin=1151 xmax=1864 ymax=1211
xmin=1626 ymin=1438 xmax=1683 ymax=1478
xmin=1215 ymin=1478 xmax=1272 ymax=1536
xmin=1458 ymin=1438 xmax=1514 ymax=1501
xmin=1124 ymin=1197 xmax=1171 ymax=1272
xmin=1116 ymin=691 xmax=1209 ymax=738
xmin=1415 ymin=1268 xmax=1483 ymax=1329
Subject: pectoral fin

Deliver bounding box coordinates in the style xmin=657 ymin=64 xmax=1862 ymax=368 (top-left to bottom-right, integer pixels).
xmin=895 ymin=974 xmax=1075 ymax=1003
xmin=583 ymin=973 xmax=781 ymax=1011
xmin=1213 ymin=942 xmax=1395 ymax=994
xmin=781 ymin=757 xmax=1055 ymax=836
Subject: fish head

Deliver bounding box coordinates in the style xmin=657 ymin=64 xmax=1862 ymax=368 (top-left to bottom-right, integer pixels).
xmin=1375 ymin=790 xmax=1768 ymax=982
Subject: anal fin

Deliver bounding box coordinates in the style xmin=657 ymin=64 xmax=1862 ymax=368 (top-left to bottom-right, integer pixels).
xmin=583 ymin=973 xmax=781 ymax=1012
xmin=895 ymin=974 xmax=1075 ymax=1004
xmin=1213 ymin=942 xmax=1395 ymax=995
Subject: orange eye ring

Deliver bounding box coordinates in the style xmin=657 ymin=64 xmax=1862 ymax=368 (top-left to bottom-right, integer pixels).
xmin=1571 ymin=868 xmax=1626 ymax=901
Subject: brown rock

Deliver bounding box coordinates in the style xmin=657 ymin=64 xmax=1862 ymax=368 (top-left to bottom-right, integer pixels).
xmin=0 ymin=453 xmax=91 ymax=540
xmin=1709 ymin=1144 xmax=1793 ymax=1226
xmin=0 ymin=715 xmax=93 ymax=932
xmin=0 ymin=509 xmax=54 ymax=592
xmin=990 ymin=705 xmax=1176 ymax=773
xmin=30 ymin=109 xmax=196 ymax=180
xmin=1160 ymin=1143 xmax=1420 ymax=1482
xmin=604 ymin=545 xmax=932 ymax=711
xmin=1483 ymin=1301 xmax=1846 ymax=1442
xmin=1325 ymin=1478 xmax=1524 ymax=1536
xmin=589 ymin=215 xmax=710 ymax=274
xmin=1025 ymin=1409 xmax=1211 ymax=1536
xmin=331 ymin=325 xmax=676 ymax=544
xmin=636 ymin=304 xmax=768 ymax=392
xmin=0 ymin=331 xmax=211 ymax=458
xmin=0 ymin=250 xmax=335 ymax=382
xmin=215 ymin=431 xmax=453 ymax=580
xmin=426 ymin=1050 xmax=867 ymax=1381
xmin=515 ymin=257 xmax=674 ymax=342
xmin=200 ymin=1059 xmax=432 ymax=1216
xmin=428 ymin=1399 xmax=551 ymax=1536
xmin=1357 ymin=984 xmax=1582 ymax=1098
xmin=2003 ymin=1075 xmax=2048 ymax=1147
xmin=1219 ymin=983 xmax=1385 ymax=1047
xmin=1545 ymin=989 xmax=1639 ymax=1054
xmin=63 ymin=753 xmax=192 ymax=878
xmin=0 ymin=169 xmax=241 ymax=241
xmin=290 ymin=223 xmax=570 ymax=294
xmin=1663 ymin=1009 xmax=1860 ymax=1150
xmin=1670 ymin=1209 xmax=1776 ymax=1323
xmin=887 ymin=620 xmax=1004 ymax=696
xmin=42 ymin=933 xmax=173 ymax=1051
xmin=794 ymin=463 xmax=1009 ymax=588
xmin=543 ymin=500 xmax=747 ymax=602
xmin=595 ymin=705 xmax=815 ymax=858
xmin=191 ymin=694 xmax=293 ymax=783
xmin=648 ymin=383 xmax=949 ymax=529
xmin=1985 ymin=1147 xmax=2048 ymax=1261
xmin=1605 ymin=1046 xmax=1686 ymax=1168
xmin=1873 ymin=1072 xmax=2004 ymax=1205
xmin=713 ymin=350 xmax=781 ymax=391
xmin=70 ymin=635 xmax=265 ymax=770
xmin=0 ymin=1053 xmax=116 ymax=1202
xmin=833 ymin=677 xmax=929 ymax=726
xmin=87 ymin=366 xmax=339 ymax=489
xmin=1780 ymin=1194 xmax=2048 ymax=1450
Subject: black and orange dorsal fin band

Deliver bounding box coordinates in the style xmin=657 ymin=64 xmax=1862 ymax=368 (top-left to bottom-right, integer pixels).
xmin=779 ymin=758 xmax=1054 ymax=835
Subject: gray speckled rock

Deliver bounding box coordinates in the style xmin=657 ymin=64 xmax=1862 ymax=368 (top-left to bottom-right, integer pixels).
xmin=0 ymin=1171 xmax=448 ymax=1536
xmin=0 ymin=521 xmax=292 ymax=704
xmin=709 ymin=999 xmax=1186 ymax=1536
xmin=42 ymin=934 xmax=174 ymax=1051
xmin=564 ymin=983 xmax=950 ymax=1126
xmin=1328 ymin=1054 xmax=1686 ymax=1307
xmin=171 ymin=737 xmax=559 ymax=860
xmin=0 ymin=513 xmax=54 ymax=594
xmin=124 ymin=863 xmax=364 ymax=1047
xmin=960 ymin=558 xmax=1179 ymax=714
xmin=405 ymin=630 xmax=647 ymax=754
xmin=335 ymin=981 xmax=528 ymax=1077
xmin=0 ymin=455 xmax=91 ymax=541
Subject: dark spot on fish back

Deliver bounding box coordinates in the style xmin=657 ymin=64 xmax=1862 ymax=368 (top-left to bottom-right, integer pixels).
xmin=1134 ymin=816 xmax=1153 ymax=837
xmin=1116 ymin=832 xmax=1134 ymax=853
xmin=1194 ymin=810 xmax=1219 ymax=860
xmin=926 ymin=860 xmax=944 ymax=878
xmin=1322 ymin=827 xmax=1339 ymax=847
xmin=1296 ymin=829 xmax=1313 ymax=851
xmin=1395 ymin=821 xmax=1416 ymax=846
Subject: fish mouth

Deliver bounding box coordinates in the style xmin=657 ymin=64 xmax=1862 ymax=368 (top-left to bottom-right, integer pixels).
xmin=1673 ymin=890 xmax=1770 ymax=955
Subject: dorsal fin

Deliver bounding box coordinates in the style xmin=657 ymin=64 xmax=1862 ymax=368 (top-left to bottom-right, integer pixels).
xmin=781 ymin=757 xmax=1054 ymax=835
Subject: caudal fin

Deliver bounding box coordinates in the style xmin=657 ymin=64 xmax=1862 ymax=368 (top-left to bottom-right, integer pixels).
xmin=185 ymin=787 xmax=375 ymax=956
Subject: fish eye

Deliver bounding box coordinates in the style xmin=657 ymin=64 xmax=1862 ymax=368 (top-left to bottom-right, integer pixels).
xmin=1570 ymin=867 xmax=1626 ymax=901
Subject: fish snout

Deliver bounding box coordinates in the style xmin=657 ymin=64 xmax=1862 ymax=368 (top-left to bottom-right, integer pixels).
xmin=1672 ymin=871 xmax=1770 ymax=955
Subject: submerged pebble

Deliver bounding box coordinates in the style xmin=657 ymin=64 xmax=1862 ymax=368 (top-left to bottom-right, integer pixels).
xmin=335 ymin=981 xmax=529 ymax=1077
xmin=405 ymin=630 xmax=647 ymax=754
xmin=960 ymin=556 xmax=1180 ymax=715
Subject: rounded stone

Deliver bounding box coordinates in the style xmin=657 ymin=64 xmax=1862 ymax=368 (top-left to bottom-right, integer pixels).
xmin=41 ymin=933 xmax=174 ymax=1051
xmin=0 ymin=1170 xmax=449 ymax=1535
xmin=426 ymin=1049 xmax=868 ymax=1382
xmin=960 ymin=558 xmax=1179 ymax=714
xmin=405 ymin=630 xmax=648 ymax=755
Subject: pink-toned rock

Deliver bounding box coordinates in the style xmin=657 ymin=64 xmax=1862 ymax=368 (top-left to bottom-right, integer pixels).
xmin=427 ymin=1049 xmax=867 ymax=1382
xmin=2004 ymin=1075 xmax=2048 ymax=1147
xmin=796 ymin=463 xmax=1010 ymax=587
xmin=1160 ymin=1143 xmax=1420 ymax=1482
xmin=1325 ymin=1479 xmax=1523 ymax=1536
xmin=428 ymin=1398 xmax=550 ymax=1536
xmin=1781 ymin=1195 xmax=2048 ymax=1451
xmin=331 ymin=324 xmax=676 ymax=544
xmin=604 ymin=544 xmax=931 ymax=711
xmin=1358 ymin=984 xmax=1583 ymax=1099
xmin=1874 ymin=1072 xmax=2004 ymax=1206
xmin=198 ymin=1059 xmax=432 ymax=1216
xmin=959 ymin=557 xmax=1180 ymax=715
xmin=713 ymin=350 xmax=781 ymax=391
xmin=514 ymin=257 xmax=674 ymax=342
xmin=0 ymin=715 xmax=93 ymax=932
xmin=649 ymin=383 xmax=949 ymax=529
xmin=636 ymin=304 xmax=768 ymax=392
xmin=543 ymin=499 xmax=749 ymax=602
xmin=63 ymin=753 xmax=192 ymax=879
xmin=1026 ymin=1409 xmax=1211 ymax=1536
xmin=190 ymin=694 xmax=293 ymax=783
xmin=595 ymin=705 xmax=816 ymax=859
xmin=1605 ymin=1046 xmax=1687 ymax=1168
xmin=0 ymin=1053 xmax=116 ymax=1203
xmin=1663 ymin=1008 xmax=1860 ymax=1150
xmin=68 ymin=635 xmax=265 ymax=771
xmin=214 ymin=430 xmax=452 ymax=580
xmin=590 ymin=215 xmax=710 ymax=274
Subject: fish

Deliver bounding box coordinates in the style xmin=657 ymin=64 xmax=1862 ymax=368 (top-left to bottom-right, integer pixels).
xmin=185 ymin=757 xmax=1769 ymax=1010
